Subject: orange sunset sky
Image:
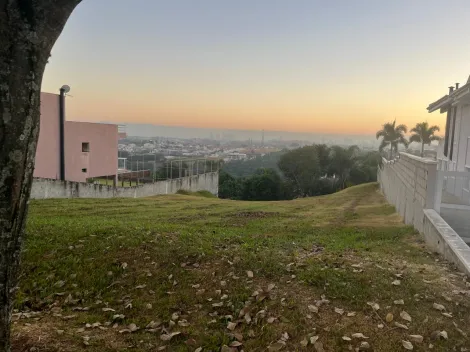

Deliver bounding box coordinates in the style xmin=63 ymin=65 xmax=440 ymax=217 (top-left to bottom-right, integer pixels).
xmin=41 ymin=0 xmax=470 ymax=136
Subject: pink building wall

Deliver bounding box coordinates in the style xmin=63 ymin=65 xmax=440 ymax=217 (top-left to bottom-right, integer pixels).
xmin=65 ymin=121 xmax=118 ymax=182
xmin=34 ymin=93 xmax=61 ymax=179
xmin=35 ymin=92 xmax=118 ymax=182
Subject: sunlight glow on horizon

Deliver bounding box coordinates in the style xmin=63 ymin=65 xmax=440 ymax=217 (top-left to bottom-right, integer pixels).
xmin=42 ymin=0 xmax=470 ymax=136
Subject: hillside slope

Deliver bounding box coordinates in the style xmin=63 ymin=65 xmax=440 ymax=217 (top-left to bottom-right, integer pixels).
xmin=13 ymin=183 xmax=470 ymax=351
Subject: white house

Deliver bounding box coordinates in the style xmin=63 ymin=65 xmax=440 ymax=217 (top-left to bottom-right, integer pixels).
xmin=427 ymin=76 xmax=470 ymax=210
xmin=428 ymin=76 xmax=470 ymax=172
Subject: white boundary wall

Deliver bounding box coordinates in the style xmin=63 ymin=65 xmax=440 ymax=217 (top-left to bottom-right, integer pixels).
xmin=378 ymin=153 xmax=470 ymax=275
xmin=378 ymin=153 xmax=437 ymax=232
xmin=30 ymin=172 xmax=219 ymax=199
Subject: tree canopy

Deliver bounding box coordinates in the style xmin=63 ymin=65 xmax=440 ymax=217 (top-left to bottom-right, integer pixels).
xmin=376 ymin=120 xmax=409 ymax=159
xmin=220 ymin=145 xmax=380 ymax=201
xmin=409 ymin=122 xmax=440 ymax=157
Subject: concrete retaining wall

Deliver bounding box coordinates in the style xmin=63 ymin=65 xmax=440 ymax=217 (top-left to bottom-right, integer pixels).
xmin=378 ymin=153 xmax=470 ymax=274
xmin=378 ymin=153 xmax=437 ymax=232
xmin=423 ymin=210 xmax=470 ymax=275
xmin=30 ymin=172 xmax=219 ymax=199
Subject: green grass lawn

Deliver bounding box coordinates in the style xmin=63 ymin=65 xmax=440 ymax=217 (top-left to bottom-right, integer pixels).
xmin=12 ymin=183 xmax=470 ymax=351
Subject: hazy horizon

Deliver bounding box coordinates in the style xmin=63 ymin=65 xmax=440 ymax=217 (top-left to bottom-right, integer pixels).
xmin=42 ymin=0 xmax=470 ymax=135
xmin=115 ymin=122 xmax=378 ymax=142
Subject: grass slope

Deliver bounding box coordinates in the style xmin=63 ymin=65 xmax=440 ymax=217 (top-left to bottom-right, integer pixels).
xmin=12 ymin=183 xmax=470 ymax=351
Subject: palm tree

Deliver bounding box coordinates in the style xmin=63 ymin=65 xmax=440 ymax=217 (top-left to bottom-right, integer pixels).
xmin=409 ymin=122 xmax=440 ymax=157
xmin=376 ymin=120 xmax=409 ymax=159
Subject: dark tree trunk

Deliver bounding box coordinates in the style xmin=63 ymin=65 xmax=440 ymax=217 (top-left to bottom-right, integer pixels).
xmin=0 ymin=1 xmax=80 ymax=350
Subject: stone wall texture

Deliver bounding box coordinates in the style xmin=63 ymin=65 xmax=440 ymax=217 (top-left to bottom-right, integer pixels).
xmin=378 ymin=153 xmax=437 ymax=233
xmin=30 ymin=172 xmax=219 ymax=199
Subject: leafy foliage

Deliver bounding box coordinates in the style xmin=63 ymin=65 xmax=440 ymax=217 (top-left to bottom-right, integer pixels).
xmin=218 ymin=171 xmax=244 ymax=200
xmin=219 ymin=145 xmax=381 ymax=200
xmin=278 ymin=146 xmax=322 ymax=197
xmin=409 ymin=122 xmax=440 ymax=157
xmin=241 ymin=168 xmax=282 ymax=201
xmin=376 ymin=120 xmax=409 ymax=159
xmin=328 ymin=145 xmax=360 ymax=190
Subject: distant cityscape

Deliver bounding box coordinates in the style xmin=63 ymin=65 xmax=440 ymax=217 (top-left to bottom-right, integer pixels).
xmin=117 ymin=122 xmax=439 ymax=164
xmin=117 ymin=123 xmax=382 ymax=163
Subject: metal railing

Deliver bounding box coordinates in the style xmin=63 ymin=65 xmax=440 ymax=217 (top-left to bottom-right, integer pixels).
xmin=88 ymin=157 xmax=222 ymax=188
xmin=434 ymin=170 xmax=470 ymax=212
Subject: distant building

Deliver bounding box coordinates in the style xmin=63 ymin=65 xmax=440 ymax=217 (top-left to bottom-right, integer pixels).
xmin=35 ymin=91 xmax=124 ymax=183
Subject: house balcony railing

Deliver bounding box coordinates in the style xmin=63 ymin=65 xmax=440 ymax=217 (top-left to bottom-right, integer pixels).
xmin=434 ymin=170 xmax=470 ymax=212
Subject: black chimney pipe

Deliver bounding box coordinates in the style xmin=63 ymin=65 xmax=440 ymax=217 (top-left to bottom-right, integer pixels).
xmin=59 ymin=88 xmax=66 ymax=180
xmin=449 ymin=86 xmax=454 ymax=94
xmin=456 ymin=83 xmax=460 ymax=90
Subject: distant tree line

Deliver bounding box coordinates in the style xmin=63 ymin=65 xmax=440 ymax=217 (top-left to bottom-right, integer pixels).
xmin=219 ymin=145 xmax=381 ymax=201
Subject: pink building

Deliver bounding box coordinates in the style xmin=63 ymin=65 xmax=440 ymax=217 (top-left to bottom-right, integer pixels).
xmin=35 ymin=91 xmax=121 ymax=183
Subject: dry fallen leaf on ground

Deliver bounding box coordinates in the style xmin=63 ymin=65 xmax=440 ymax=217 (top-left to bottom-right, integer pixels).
xmin=308 ymin=305 xmax=318 ymax=313
xmin=394 ymin=322 xmax=409 ymax=330
xmin=367 ymin=302 xmax=380 ymax=311
xmin=160 ymin=331 xmax=181 ymax=341
xmin=402 ymin=340 xmax=413 ymax=350
xmin=352 ymin=333 xmax=369 ymax=339
xmin=334 ymin=307 xmax=344 ymax=315
xmin=408 ymin=335 xmax=423 ymax=343
xmin=310 ymin=335 xmax=319 ymax=344
xmin=229 ymin=341 xmax=243 ymax=347
xmin=400 ymin=311 xmax=412 ymax=322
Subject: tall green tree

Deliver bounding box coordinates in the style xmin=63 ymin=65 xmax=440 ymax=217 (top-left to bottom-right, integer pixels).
xmin=349 ymin=151 xmax=382 ymax=185
xmin=376 ymin=120 xmax=409 ymax=159
xmin=218 ymin=171 xmax=243 ymax=199
xmin=312 ymin=144 xmax=331 ymax=176
xmin=328 ymin=145 xmax=360 ymax=190
xmin=0 ymin=1 xmax=82 ymax=350
xmin=409 ymin=122 xmax=440 ymax=157
xmin=242 ymin=168 xmax=282 ymax=201
xmin=278 ymin=146 xmax=321 ymax=197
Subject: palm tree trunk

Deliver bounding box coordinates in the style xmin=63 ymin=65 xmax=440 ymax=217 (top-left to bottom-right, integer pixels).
xmin=389 ymin=144 xmax=393 ymax=160
xmin=421 ymin=143 xmax=424 ymax=157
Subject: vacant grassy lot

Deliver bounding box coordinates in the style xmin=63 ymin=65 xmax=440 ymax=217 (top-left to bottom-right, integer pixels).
xmin=13 ymin=183 xmax=470 ymax=351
